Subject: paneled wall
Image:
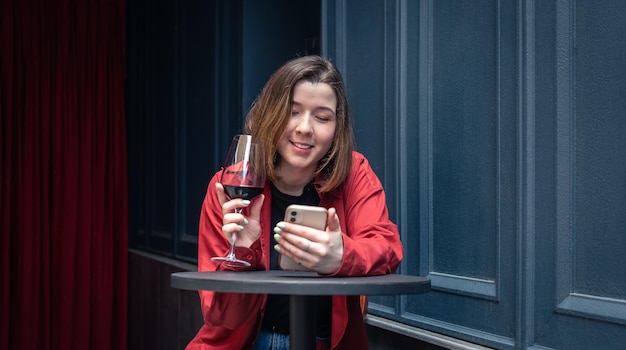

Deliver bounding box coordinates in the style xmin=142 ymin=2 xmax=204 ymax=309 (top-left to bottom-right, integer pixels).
xmin=127 ymin=0 xmax=244 ymax=260
xmin=534 ymin=0 xmax=626 ymax=348
xmin=322 ymin=0 xmax=626 ymax=349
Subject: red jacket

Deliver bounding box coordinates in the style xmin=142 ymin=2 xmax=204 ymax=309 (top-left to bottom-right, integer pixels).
xmin=187 ymin=152 xmax=403 ymax=349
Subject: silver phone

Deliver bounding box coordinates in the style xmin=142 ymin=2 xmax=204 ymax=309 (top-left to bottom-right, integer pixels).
xmin=278 ymin=204 xmax=328 ymax=271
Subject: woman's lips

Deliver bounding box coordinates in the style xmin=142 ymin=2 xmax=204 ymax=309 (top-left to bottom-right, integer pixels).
xmin=291 ymin=141 xmax=313 ymax=150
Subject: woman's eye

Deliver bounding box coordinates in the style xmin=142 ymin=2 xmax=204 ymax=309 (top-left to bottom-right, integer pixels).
xmin=315 ymin=115 xmax=330 ymax=122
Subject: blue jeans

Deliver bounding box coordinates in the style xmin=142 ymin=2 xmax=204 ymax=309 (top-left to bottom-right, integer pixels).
xmin=252 ymin=330 xmax=331 ymax=350
xmin=252 ymin=330 xmax=290 ymax=350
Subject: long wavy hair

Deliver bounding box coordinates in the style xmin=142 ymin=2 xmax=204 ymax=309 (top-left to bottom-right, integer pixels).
xmin=244 ymin=55 xmax=355 ymax=193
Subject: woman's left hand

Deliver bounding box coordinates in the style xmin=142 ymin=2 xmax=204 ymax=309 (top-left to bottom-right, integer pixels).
xmin=273 ymin=207 xmax=344 ymax=274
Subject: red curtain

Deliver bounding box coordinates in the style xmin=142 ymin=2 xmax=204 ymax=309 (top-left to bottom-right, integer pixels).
xmin=1 ymin=0 xmax=128 ymax=349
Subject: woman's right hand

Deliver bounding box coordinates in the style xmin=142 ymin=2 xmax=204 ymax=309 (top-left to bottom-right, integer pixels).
xmin=215 ymin=182 xmax=264 ymax=248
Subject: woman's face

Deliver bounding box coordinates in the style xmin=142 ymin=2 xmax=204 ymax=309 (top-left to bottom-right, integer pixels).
xmin=277 ymin=80 xmax=337 ymax=179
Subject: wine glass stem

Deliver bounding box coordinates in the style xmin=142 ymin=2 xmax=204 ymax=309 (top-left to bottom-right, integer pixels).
xmin=230 ymin=208 xmax=243 ymax=258
xmin=226 ymin=207 xmax=243 ymax=260
xmin=228 ymin=232 xmax=237 ymax=258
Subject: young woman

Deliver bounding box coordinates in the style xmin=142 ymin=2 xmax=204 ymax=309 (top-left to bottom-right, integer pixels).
xmin=187 ymin=55 xmax=403 ymax=350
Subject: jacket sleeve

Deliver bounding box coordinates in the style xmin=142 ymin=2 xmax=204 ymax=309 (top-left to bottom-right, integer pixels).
xmin=196 ymin=173 xmax=266 ymax=329
xmin=328 ymin=153 xmax=404 ymax=276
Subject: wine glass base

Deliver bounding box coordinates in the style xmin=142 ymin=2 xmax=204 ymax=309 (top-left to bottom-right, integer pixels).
xmin=211 ymin=256 xmax=251 ymax=267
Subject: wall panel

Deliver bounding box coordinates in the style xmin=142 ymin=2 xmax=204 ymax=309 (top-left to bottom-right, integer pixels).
xmin=532 ymin=1 xmax=626 ymax=348
xmin=417 ymin=1 xmax=518 ymax=345
xmin=431 ymin=0 xmax=499 ymax=288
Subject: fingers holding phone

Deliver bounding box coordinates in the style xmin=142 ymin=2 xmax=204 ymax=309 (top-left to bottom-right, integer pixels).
xmin=274 ymin=205 xmax=344 ymax=274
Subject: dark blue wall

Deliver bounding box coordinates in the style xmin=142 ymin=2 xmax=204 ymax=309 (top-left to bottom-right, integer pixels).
xmin=242 ymin=0 xmax=320 ymax=113
xmin=323 ymin=0 xmax=626 ymax=349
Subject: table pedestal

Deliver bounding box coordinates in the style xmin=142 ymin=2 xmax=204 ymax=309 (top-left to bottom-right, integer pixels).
xmin=290 ymin=295 xmax=316 ymax=350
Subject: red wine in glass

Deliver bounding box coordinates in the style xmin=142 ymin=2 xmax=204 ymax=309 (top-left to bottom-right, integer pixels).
xmin=223 ymin=185 xmax=264 ymax=200
xmin=211 ymin=134 xmax=266 ymax=267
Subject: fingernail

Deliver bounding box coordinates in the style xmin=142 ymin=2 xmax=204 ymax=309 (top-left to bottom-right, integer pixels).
xmin=273 ymin=226 xmax=282 ymax=234
xmin=274 ymin=244 xmax=281 ymax=252
xmin=273 ymin=233 xmax=281 ymax=242
xmin=242 ymin=200 xmax=251 ymax=205
xmin=237 ymin=225 xmax=244 ymax=231
xmin=243 ymin=218 xmax=249 ymax=225
xmin=277 ymin=222 xmax=286 ymax=229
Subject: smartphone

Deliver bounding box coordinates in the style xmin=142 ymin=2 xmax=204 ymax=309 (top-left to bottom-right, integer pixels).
xmin=278 ymin=204 xmax=328 ymax=271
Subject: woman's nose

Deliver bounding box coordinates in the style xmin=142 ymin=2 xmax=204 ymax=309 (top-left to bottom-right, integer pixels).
xmin=295 ymin=114 xmax=313 ymax=134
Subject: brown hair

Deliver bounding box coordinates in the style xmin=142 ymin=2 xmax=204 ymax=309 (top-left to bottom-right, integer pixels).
xmin=244 ymin=55 xmax=355 ymax=193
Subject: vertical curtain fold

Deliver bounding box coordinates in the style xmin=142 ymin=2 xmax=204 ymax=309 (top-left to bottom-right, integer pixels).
xmin=1 ymin=0 xmax=128 ymax=349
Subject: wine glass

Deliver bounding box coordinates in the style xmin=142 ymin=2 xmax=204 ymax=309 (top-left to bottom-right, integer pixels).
xmin=211 ymin=134 xmax=266 ymax=267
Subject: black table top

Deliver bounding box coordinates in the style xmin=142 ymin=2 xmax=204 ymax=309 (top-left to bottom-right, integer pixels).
xmin=171 ymin=270 xmax=430 ymax=296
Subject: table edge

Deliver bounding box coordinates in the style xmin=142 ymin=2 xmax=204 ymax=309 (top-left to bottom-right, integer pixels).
xmin=170 ymin=271 xmax=431 ymax=296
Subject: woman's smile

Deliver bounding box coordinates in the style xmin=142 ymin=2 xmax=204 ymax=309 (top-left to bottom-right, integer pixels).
xmin=290 ymin=141 xmax=313 ymax=150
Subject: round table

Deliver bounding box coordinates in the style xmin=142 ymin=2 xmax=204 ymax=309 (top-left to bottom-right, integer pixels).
xmin=171 ymin=270 xmax=430 ymax=349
